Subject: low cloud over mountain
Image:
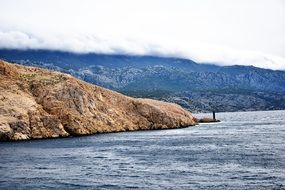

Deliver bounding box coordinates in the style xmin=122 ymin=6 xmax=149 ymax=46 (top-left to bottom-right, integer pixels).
xmin=0 ymin=0 xmax=285 ymax=70
xmin=1 ymin=30 xmax=285 ymax=70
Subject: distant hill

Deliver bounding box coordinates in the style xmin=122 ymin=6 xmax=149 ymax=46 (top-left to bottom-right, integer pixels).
xmin=1 ymin=49 xmax=285 ymax=112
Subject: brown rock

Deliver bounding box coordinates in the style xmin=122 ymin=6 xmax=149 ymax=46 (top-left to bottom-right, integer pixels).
xmin=198 ymin=117 xmax=220 ymax=123
xmin=0 ymin=60 xmax=197 ymax=141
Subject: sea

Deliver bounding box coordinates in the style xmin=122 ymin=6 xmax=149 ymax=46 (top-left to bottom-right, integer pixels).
xmin=0 ymin=110 xmax=285 ymax=189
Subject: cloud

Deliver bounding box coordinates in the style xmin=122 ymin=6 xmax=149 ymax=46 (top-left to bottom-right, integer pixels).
xmin=1 ymin=30 xmax=285 ymax=70
xmin=0 ymin=0 xmax=284 ymax=70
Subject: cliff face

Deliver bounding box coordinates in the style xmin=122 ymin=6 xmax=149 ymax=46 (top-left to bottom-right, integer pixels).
xmin=0 ymin=61 xmax=196 ymax=141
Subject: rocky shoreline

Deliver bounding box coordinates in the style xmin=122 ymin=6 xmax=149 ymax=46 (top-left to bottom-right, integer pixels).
xmin=0 ymin=61 xmax=198 ymax=141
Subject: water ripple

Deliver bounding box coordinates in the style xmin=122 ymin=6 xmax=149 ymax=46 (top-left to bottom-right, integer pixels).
xmin=0 ymin=110 xmax=285 ymax=189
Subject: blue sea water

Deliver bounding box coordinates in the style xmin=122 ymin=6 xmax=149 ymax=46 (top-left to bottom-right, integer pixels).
xmin=0 ymin=110 xmax=285 ymax=189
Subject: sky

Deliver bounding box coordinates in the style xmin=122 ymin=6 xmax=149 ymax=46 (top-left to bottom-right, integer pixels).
xmin=0 ymin=0 xmax=285 ymax=70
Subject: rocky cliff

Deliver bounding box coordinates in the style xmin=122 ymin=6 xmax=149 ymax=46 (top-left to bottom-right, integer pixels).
xmin=0 ymin=60 xmax=196 ymax=141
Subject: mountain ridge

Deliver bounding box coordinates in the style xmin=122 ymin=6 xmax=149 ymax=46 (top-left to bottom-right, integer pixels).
xmin=1 ymin=49 xmax=285 ymax=112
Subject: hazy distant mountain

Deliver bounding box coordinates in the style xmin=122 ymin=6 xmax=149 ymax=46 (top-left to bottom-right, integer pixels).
xmin=1 ymin=49 xmax=285 ymax=112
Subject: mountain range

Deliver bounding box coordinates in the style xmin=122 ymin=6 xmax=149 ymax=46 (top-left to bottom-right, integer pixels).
xmin=1 ymin=49 xmax=285 ymax=112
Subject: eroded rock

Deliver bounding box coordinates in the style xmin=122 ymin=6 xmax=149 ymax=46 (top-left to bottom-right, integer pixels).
xmin=0 ymin=60 xmax=197 ymax=141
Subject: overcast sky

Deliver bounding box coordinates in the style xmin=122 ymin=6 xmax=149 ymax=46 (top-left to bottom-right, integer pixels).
xmin=0 ymin=0 xmax=285 ymax=70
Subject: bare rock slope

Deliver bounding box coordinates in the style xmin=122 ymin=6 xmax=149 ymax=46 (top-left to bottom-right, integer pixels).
xmin=0 ymin=61 xmax=196 ymax=141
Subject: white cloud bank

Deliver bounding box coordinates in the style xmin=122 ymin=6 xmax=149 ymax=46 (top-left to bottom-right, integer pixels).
xmin=0 ymin=0 xmax=285 ymax=70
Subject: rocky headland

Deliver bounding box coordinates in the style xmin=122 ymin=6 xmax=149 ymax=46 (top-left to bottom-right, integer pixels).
xmin=0 ymin=60 xmax=197 ymax=141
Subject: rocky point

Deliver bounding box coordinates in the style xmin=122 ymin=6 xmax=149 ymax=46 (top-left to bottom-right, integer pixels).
xmin=0 ymin=60 xmax=197 ymax=141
